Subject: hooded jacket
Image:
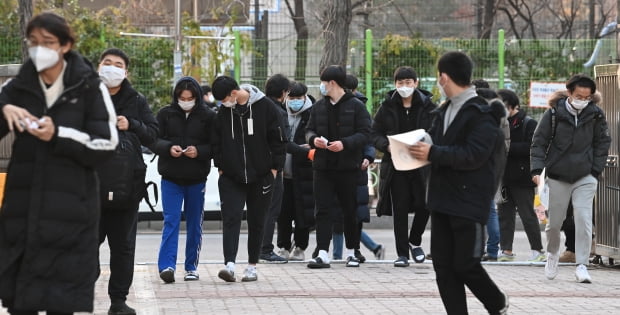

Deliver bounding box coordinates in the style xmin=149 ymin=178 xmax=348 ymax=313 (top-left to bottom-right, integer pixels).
xmin=151 ymin=76 xmax=216 ymax=185
xmin=426 ymin=95 xmax=500 ymax=224
xmin=305 ymin=92 xmax=371 ymax=171
xmin=530 ymin=90 xmax=610 ymax=183
xmin=371 ymin=88 xmax=436 ymax=216
xmin=213 ymin=84 xmax=286 ymax=184
xmin=0 ymin=50 xmax=118 ymax=312
xmin=504 ymin=110 xmax=537 ymax=187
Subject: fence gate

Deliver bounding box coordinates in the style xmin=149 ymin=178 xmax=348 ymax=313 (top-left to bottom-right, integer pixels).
xmin=593 ymin=64 xmax=620 ymax=260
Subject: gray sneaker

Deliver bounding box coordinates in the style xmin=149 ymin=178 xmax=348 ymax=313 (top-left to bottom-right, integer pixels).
xmin=184 ymin=270 xmax=199 ymax=281
xmin=159 ymin=267 xmax=175 ymax=283
xmin=289 ymin=247 xmax=305 ymax=261
xmin=241 ymin=266 xmax=258 ymax=282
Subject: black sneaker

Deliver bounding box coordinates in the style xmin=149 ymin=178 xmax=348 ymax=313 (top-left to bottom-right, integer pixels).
xmin=354 ymin=249 xmax=366 ymax=263
xmin=346 ymin=256 xmax=360 ymax=267
xmin=108 ymin=302 xmax=136 ymax=315
xmin=394 ymin=256 xmax=410 ymax=267
xmin=307 ymin=256 xmax=330 ymax=269
xmin=259 ymin=251 xmax=288 ymax=263
xmin=410 ymin=245 xmax=426 ymax=263
xmin=159 ymin=267 xmax=175 ymax=283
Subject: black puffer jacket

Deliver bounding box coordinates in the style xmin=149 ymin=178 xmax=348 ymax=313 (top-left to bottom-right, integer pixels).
xmin=0 ymin=51 xmax=118 ymax=312
xmin=305 ymin=92 xmax=371 ymax=171
xmin=371 ymin=89 xmax=436 ymax=216
xmin=426 ymin=95 xmax=499 ymax=224
xmin=531 ymin=91 xmax=610 ymax=183
xmin=152 ymin=77 xmax=216 ymax=185
xmin=504 ymin=110 xmax=537 ymax=187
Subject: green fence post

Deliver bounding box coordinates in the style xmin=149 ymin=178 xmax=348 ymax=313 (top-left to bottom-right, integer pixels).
xmin=365 ymin=29 xmax=373 ymax=113
xmin=234 ymin=30 xmax=241 ymax=82
xmin=498 ymin=29 xmax=505 ymax=89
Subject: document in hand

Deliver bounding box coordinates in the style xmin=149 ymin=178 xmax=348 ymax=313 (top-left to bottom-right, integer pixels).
xmin=387 ymin=129 xmax=433 ymax=171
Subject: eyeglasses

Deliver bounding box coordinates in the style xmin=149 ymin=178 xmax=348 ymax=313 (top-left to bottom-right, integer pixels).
xmin=572 ymin=96 xmax=592 ymax=102
xmin=24 ymin=39 xmax=59 ymax=48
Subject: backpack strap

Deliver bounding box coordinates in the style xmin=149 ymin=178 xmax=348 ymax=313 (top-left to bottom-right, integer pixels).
xmin=545 ymin=108 xmax=557 ymax=158
xmin=143 ymin=181 xmax=159 ymax=212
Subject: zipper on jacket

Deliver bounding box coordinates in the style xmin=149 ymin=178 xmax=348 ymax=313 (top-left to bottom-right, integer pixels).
xmin=239 ymin=115 xmax=248 ymax=183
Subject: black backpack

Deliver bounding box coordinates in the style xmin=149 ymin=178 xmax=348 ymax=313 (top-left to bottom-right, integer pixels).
xmin=96 ymin=131 xmax=147 ymax=210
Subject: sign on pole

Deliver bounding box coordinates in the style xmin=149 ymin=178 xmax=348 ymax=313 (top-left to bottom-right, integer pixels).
xmin=529 ymin=81 xmax=565 ymax=107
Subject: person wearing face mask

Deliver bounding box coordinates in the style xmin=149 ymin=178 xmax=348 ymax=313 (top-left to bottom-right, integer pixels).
xmin=305 ymin=65 xmax=371 ymax=269
xmin=95 ymin=48 xmax=158 ymax=315
xmin=531 ymin=74 xmax=610 ymax=283
xmin=210 ymin=76 xmax=285 ymax=282
xmin=276 ymin=81 xmax=315 ymax=261
xmin=150 ymin=76 xmax=216 ymax=284
xmin=200 ymin=84 xmax=218 ymax=112
xmin=0 ymin=12 xmax=119 ymax=314
xmin=370 ymin=66 xmax=436 ymax=267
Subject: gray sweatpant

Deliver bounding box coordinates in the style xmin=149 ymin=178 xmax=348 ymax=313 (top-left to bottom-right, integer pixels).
xmin=545 ymin=175 xmax=597 ymax=265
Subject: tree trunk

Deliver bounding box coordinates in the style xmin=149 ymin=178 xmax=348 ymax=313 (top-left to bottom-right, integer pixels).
xmin=480 ymin=0 xmax=496 ymax=39
xmin=319 ymin=0 xmax=352 ymax=72
xmin=292 ymin=0 xmax=308 ymax=82
xmin=19 ymin=0 xmax=33 ymax=63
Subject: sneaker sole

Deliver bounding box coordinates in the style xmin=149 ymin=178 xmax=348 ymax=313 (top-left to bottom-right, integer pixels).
xmin=307 ymin=262 xmax=330 ymax=269
xmin=159 ymin=270 xmax=175 ymax=283
xmin=259 ymin=259 xmax=288 ymax=264
xmin=241 ymin=277 xmax=257 ymax=282
xmin=217 ymin=270 xmax=236 ymax=282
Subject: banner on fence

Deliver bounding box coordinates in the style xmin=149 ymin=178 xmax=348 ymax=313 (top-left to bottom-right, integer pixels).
xmin=529 ymin=81 xmax=565 ymax=107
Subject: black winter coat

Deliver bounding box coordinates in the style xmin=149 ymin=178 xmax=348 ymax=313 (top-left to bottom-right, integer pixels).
xmin=306 ymin=92 xmax=371 ymax=171
xmin=97 ymin=79 xmax=158 ymax=207
xmin=213 ymin=90 xmax=286 ymax=184
xmin=531 ymin=91 xmax=610 ymax=183
xmin=426 ymin=96 xmax=499 ymax=224
xmin=286 ymin=109 xmax=315 ymax=228
xmin=152 ymin=77 xmax=216 ymax=185
xmin=371 ymin=89 xmax=436 ymax=216
xmin=504 ymin=110 xmax=537 ymax=187
xmin=0 ymin=51 xmax=118 ymax=312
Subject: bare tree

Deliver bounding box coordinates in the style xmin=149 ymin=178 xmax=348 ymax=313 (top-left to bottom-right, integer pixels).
xmin=479 ymin=0 xmax=497 ymax=39
xmin=284 ymin=0 xmax=309 ymax=82
xmin=318 ymin=0 xmax=352 ymax=72
xmin=497 ymin=0 xmax=547 ymax=39
xmin=593 ymin=0 xmax=616 ymax=37
xmin=545 ymin=0 xmax=581 ymax=39
xmin=19 ymin=0 xmax=33 ymax=62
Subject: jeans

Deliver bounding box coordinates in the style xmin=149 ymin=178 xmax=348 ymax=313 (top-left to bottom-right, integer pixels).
xmin=332 ymin=232 xmax=344 ymax=259
xmin=486 ymin=202 xmax=500 ymax=258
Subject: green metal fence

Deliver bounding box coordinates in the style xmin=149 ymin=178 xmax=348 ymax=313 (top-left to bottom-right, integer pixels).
xmin=1 ymin=30 xmax=613 ymax=117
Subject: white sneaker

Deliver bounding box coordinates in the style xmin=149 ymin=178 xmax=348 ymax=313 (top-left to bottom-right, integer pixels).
xmin=575 ymin=264 xmax=592 ymax=283
xmin=218 ymin=262 xmax=236 ymax=282
xmin=278 ymin=248 xmax=290 ymax=260
xmin=241 ymin=266 xmax=258 ymax=282
xmin=545 ymin=252 xmax=559 ymax=280
xmin=289 ymin=247 xmax=305 ymax=261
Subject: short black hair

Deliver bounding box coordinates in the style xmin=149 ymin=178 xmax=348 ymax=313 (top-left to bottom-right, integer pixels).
xmin=265 ymin=74 xmax=290 ymax=98
xmin=393 ymin=66 xmax=418 ymax=82
xmin=320 ymin=65 xmax=346 ymax=88
xmin=476 ymin=88 xmax=498 ymax=100
xmin=201 ymin=84 xmax=211 ymax=94
xmin=472 ymin=79 xmax=489 ymax=89
xmin=27 ymin=12 xmax=75 ymax=47
xmin=288 ymin=81 xmax=308 ymax=97
xmin=566 ymin=74 xmax=596 ymax=94
xmin=211 ymin=76 xmax=240 ymax=101
xmin=497 ymin=89 xmax=520 ymax=109
xmin=344 ymin=74 xmax=359 ymax=90
xmin=99 ymin=48 xmax=130 ymax=68
xmin=437 ymin=51 xmax=473 ymax=87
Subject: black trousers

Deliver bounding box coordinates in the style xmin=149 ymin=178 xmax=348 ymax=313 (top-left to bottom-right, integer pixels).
xmin=277 ymin=178 xmax=310 ymax=250
xmin=498 ymin=186 xmax=543 ymax=251
xmin=219 ymin=175 xmax=272 ymax=264
xmin=313 ymin=170 xmax=359 ymax=251
xmin=431 ymin=212 xmax=505 ymax=314
xmin=261 ymin=171 xmax=284 ymax=254
xmin=390 ymin=171 xmax=429 ymax=258
xmin=99 ymin=204 xmax=139 ymax=303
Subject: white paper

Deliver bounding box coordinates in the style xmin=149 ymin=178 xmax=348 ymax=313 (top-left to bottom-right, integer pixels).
xmin=538 ymin=168 xmax=549 ymax=209
xmin=387 ymin=129 xmax=432 ymax=171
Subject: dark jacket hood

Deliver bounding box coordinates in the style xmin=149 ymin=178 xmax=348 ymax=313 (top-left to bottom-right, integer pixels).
xmin=172 ymin=76 xmax=204 ymax=109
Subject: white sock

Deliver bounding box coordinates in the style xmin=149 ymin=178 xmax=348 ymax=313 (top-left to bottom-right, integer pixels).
xmin=346 ymin=248 xmax=355 ymax=258
xmin=246 ymin=265 xmax=256 ymax=271
xmin=226 ymin=262 xmax=235 ymax=271
xmin=318 ymin=250 xmax=330 ymax=262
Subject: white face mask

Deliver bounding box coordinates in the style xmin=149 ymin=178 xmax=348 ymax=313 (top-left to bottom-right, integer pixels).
xmin=178 ymin=100 xmax=195 ymax=111
xmin=570 ymin=98 xmax=589 ymax=110
xmin=28 ymin=46 xmax=60 ymax=72
xmin=222 ymin=98 xmax=237 ymax=108
xmin=396 ymin=86 xmax=414 ymax=98
xmin=437 ymin=80 xmax=447 ymax=99
xmin=207 ymin=94 xmax=215 ymax=103
xmin=99 ymin=65 xmax=126 ymax=88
